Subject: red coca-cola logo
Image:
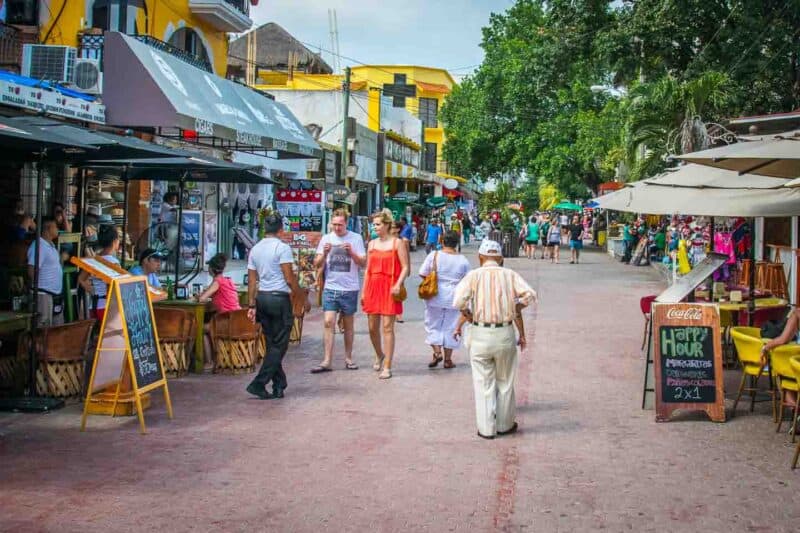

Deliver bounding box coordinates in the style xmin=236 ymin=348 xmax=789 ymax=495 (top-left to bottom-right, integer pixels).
xmin=666 ymin=307 xmax=703 ymax=320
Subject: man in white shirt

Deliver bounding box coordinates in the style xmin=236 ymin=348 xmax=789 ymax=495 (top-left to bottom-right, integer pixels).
xmin=311 ymin=210 xmax=366 ymax=373
xmin=27 ymin=218 xmax=64 ymax=327
xmin=245 ymin=213 xmax=303 ymax=400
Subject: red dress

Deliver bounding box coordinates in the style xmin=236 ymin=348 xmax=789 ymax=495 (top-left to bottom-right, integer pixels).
xmin=362 ymin=241 xmax=403 ymax=316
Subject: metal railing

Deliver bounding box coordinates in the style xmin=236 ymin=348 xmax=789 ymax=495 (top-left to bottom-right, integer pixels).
xmin=0 ymin=22 xmax=22 ymax=73
xmin=223 ymin=0 xmax=250 ymax=17
xmin=133 ymin=34 xmax=213 ymax=73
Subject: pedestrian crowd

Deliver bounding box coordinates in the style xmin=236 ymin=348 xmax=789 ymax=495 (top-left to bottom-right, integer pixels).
xmin=244 ymin=208 xmax=537 ymax=439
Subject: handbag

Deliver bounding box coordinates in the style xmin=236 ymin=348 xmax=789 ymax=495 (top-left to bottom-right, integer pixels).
xmin=391 ymin=239 xmax=407 ymax=302
xmin=418 ymin=251 xmax=439 ymax=300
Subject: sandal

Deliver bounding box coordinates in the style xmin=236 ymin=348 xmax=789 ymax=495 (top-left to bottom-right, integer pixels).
xmin=344 ymin=360 xmax=359 ymax=370
xmin=379 ymin=368 xmax=392 ymax=379
xmin=428 ymin=354 xmax=443 ymax=368
xmin=310 ymin=365 xmax=332 ymax=374
xmin=443 ymin=360 xmax=455 ymax=369
xmin=373 ymin=356 xmax=385 ymax=371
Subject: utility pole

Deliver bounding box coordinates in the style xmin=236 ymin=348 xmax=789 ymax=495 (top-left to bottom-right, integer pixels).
xmin=341 ymin=66 xmax=351 ymax=189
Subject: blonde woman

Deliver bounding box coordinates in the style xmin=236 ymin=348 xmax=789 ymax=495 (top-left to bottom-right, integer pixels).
xmin=361 ymin=209 xmax=410 ymax=379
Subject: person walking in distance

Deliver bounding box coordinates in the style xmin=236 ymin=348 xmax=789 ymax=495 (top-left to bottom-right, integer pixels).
xmin=462 ymin=213 xmax=473 ymax=245
xmin=362 ymin=209 xmax=410 ymax=379
xmin=546 ymin=217 xmax=562 ymax=263
xmin=310 ymin=209 xmax=366 ymax=373
xmin=524 ymin=215 xmax=539 ymax=260
xmin=568 ymin=215 xmax=585 ymax=264
xmin=453 ymin=240 xmax=536 ymax=439
xmin=245 ymin=213 xmax=306 ymax=399
xmin=424 ymin=217 xmax=443 ymax=254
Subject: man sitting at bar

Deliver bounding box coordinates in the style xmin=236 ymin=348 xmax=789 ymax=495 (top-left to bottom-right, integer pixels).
xmin=27 ymin=217 xmax=64 ymax=327
xmin=129 ymin=248 xmax=164 ymax=289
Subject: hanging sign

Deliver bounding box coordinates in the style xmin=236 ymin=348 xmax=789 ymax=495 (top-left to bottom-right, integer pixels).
xmin=652 ymin=303 xmax=725 ymax=423
xmin=0 ymin=79 xmax=106 ymax=124
xmin=74 ymin=258 xmax=173 ymax=434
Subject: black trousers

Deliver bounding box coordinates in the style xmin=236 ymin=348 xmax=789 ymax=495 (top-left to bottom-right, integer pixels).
xmin=252 ymin=292 xmax=293 ymax=391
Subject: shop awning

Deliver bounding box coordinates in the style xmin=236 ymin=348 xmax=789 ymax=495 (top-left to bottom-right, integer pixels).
xmin=82 ymin=157 xmax=278 ymax=184
xmin=102 ymin=32 xmax=322 ymax=159
xmin=0 ymin=116 xmax=97 ymax=158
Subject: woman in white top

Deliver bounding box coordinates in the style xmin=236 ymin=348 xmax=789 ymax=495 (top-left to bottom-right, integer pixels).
xmin=419 ymin=230 xmax=471 ymax=369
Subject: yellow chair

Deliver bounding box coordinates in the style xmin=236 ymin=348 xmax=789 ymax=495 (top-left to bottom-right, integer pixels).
xmin=772 ymin=348 xmax=800 ymax=440
xmin=730 ymin=327 xmax=776 ymax=420
xmin=791 ymin=357 xmax=800 ymax=469
xmin=719 ymin=308 xmax=736 ymax=367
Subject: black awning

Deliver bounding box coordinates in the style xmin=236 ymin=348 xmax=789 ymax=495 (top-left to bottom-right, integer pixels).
xmin=82 ymin=156 xmax=280 ymax=184
xmin=0 ymin=116 xmax=98 ymax=160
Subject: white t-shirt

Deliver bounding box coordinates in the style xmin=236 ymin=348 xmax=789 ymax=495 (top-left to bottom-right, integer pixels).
xmin=27 ymin=237 xmax=63 ymax=294
xmin=559 ymin=215 xmax=569 ymax=226
xmin=247 ymin=237 xmax=294 ymax=293
xmin=316 ymin=231 xmax=365 ymax=292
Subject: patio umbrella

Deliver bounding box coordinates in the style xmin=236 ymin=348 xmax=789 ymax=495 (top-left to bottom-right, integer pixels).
xmin=553 ymin=201 xmax=583 ymax=211
xmin=426 ymin=196 xmax=446 ymax=208
xmin=678 ymin=132 xmax=800 ymax=178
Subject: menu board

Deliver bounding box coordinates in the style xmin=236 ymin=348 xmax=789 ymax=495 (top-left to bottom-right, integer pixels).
xmin=279 ymin=231 xmax=322 ymax=289
xmin=652 ymin=303 xmax=725 ymax=422
xmin=118 ymin=279 xmax=163 ymax=389
xmin=275 ymin=188 xmax=323 ymax=232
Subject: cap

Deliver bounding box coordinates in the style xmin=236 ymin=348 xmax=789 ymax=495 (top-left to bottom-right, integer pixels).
xmin=139 ymin=248 xmax=166 ymax=263
xmin=478 ymin=239 xmax=503 ymax=257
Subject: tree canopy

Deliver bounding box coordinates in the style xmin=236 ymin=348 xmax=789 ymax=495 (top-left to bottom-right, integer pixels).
xmin=441 ymin=0 xmax=800 ymax=205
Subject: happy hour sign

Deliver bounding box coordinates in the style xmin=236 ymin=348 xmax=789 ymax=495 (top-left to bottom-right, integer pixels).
xmin=652 ymin=303 xmax=725 ymax=423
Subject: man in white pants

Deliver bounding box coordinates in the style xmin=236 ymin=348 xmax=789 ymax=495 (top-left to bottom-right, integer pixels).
xmin=453 ymin=239 xmax=536 ymax=439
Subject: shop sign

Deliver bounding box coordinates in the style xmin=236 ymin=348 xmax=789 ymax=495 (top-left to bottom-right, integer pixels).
xmin=331 ymin=185 xmax=351 ymax=202
xmin=194 ymin=117 xmax=214 ymax=136
xmin=275 ymin=188 xmax=323 ymax=232
xmin=324 ymin=151 xmax=337 ymax=183
xmin=0 ymin=79 xmax=106 ymax=124
xmin=236 ymin=130 xmax=261 ymax=146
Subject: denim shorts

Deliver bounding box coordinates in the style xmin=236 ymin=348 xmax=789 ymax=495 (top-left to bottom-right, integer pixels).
xmin=570 ymin=240 xmax=583 ymax=250
xmin=322 ymin=289 xmax=359 ymax=315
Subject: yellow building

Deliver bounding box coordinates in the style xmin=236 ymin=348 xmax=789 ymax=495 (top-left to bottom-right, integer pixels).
xmin=35 ymin=0 xmax=253 ymax=75
xmin=252 ymin=64 xmax=465 ymax=187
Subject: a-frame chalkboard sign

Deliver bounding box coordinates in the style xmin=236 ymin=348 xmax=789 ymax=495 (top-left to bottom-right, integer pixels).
xmin=652 ymin=302 xmax=725 ymax=423
xmin=73 ymin=257 xmax=173 ymax=434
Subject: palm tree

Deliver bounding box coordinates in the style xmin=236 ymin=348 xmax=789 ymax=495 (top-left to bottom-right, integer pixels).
xmin=622 ymin=71 xmax=730 ymax=181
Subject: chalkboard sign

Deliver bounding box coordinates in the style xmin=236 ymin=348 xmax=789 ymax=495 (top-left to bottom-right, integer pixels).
xmin=659 ymin=326 xmax=716 ymax=403
xmin=118 ymin=279 xmax=163 ymax=389
xmin=652 ymin=303 xmax=725 ymax=422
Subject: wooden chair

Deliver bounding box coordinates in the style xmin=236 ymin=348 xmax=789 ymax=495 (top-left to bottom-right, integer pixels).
xmin=154 ymin=307 xmax=193 ymax=377
xmin=738 ymin=259 xmax=752 ymax=287
xmin=755 ymin=261 xmax=768 ymax=291
xmin=766 ymin=263 xmax=788 ymax=299
xmin=290 ymin=287 xmax=310 ymax=346
xmin=32 ymin=320 xmax=95 ymax=399
xmin=210 ymin=309 xmax=260 ymax=374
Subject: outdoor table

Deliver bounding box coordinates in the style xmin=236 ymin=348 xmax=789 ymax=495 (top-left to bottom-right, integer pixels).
xmin=154 ymin=300 xmax=215 ymax=373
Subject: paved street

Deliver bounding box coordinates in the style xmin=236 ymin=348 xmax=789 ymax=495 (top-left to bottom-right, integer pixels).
xmin=2 ymin=243 xmax=800 ymax=532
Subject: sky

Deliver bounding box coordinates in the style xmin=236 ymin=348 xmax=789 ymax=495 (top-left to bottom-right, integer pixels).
xmin=249 ymin=0 xmax=515 ymax=78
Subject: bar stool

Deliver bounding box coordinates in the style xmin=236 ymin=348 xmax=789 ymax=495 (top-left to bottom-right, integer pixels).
xmin=766 ymin=263 xmax=789 ymax=299
xmin=755 ymin=261 xmax=768 ymax=291
xmin=738 ymin=259 xmax=752 ymax=287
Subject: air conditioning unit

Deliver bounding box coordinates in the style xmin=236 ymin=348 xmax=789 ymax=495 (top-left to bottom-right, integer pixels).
xmin=21 ymin=45 xmax=77 ymax=83
xmin=72 ymin=58 xmax=103 ymax=95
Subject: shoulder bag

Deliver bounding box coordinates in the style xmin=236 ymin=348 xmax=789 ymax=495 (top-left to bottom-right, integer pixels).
xmin=418 ymin=251 xmax=439 ymax=300
xmin=391 ymin=239 xmax=407 ymax=302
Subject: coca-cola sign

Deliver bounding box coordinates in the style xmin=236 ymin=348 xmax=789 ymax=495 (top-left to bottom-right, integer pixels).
xmin=666 ymin=307 xmax=703 ymax=321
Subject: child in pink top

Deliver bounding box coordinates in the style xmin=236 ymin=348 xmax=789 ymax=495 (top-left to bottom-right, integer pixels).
xmin=197 ymin=254 xmax=242 ymax=369
xmin=197 ymin=254 xmax=241 ymax=313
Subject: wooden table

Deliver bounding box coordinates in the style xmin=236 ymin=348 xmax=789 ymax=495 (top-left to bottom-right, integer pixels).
xmin=154 ymin=300 xmax=215 ymax=373
xmin=717 ymin=298 xmax=788 ymax=314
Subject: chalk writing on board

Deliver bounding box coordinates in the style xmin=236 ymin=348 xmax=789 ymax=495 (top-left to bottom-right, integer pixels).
xmin=659 ymin=326 xmax=716 ymax=404
xmin=119 ymin=280 xmax=162 ymax=388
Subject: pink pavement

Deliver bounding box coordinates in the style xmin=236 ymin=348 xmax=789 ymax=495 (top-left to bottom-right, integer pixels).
xmin=1 ymin=244 xmax=799 ymax=531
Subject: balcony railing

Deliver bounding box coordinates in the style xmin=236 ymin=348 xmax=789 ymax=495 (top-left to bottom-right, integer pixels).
xmin=224 ymin=0 xmax=250 ymax=17
xmin=133 ymin=35 xmax=213 ymax=73
xmin=0 ymin=22 xmax=22 ymax=73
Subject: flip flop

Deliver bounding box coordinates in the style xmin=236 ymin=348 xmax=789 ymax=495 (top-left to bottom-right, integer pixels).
xmin=443 ymin=360 xmax=456 ymax=369
xmin=310 ymin=365 xmax=332 ymax=374
xmin=345 ymin=361 xmax=359 ymax=370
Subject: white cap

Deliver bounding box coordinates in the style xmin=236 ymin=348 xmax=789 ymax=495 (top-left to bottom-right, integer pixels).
xmin=478 ymin=239 xmax=503 ymax=257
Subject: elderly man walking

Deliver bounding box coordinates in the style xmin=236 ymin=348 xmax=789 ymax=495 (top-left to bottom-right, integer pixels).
xmin=453 ymin=240 xmax=536 ymax=439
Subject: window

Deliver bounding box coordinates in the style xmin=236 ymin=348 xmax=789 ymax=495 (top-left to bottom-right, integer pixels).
xmin=91 ymin=0 xmax=142 ymax=33
xmin=168 ymin=28 xmax=211 ymax=68
xmin=423 ymin=143 xmax=437 ymax=172
xmin=419 ymin=98 xmax=438 ymax=128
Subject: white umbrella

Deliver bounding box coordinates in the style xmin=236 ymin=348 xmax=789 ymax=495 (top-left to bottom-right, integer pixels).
xmin=594 ymin=164 xmax=800 ymax=216
xmin=678 ymin=131 xmax=800 ymax=178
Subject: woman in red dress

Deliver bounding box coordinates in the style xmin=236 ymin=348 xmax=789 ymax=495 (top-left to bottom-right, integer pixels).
xmin=362 ymin=209 xmax=410 ymax=379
